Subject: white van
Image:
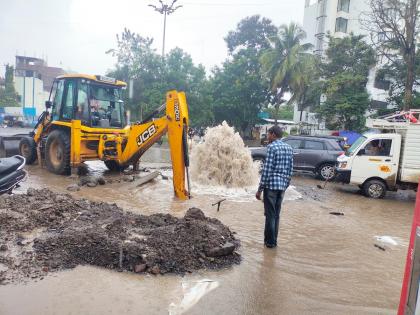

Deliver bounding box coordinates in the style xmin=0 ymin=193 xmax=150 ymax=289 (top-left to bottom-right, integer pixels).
xmin=336 ymin=111 xmax=420 ymax=198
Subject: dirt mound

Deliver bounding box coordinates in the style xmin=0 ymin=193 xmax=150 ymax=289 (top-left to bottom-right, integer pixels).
xmin=0 ymin=189 xmax=240 ymax=284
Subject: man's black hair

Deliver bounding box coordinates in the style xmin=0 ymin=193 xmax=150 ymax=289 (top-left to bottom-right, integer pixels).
xmin=268 ymin=125 xmax=283 ymax=138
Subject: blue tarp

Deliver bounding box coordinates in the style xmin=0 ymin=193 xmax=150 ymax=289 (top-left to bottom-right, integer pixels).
xmin=23 ymin=107 xmax=36 ymax=117
xmin=339 ymin=130 xmax=362 ymax=145
xmin=258 ymin=112 xmax=270 ymax=119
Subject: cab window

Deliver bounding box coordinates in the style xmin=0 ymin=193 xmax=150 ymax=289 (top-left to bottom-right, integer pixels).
xmin=362 ymin=139 xmax=392 ymax=156
xmin=51 ymin=80 xmax=64 ymax=120
xmin=62 ymin=80 xmax=75 ymax=120
xmin=75 ymin=81 xmax=90 ymax=124
xmin=89 ymin=84 xmax=125 ymax=128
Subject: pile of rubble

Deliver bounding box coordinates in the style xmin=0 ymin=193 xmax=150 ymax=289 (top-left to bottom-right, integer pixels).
xmin=0 ymin=188 xmax=240 ymax=284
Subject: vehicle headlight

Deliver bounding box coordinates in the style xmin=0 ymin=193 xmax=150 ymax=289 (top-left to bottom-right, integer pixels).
xmin=339 ymin=162 xmax=347 ymax=169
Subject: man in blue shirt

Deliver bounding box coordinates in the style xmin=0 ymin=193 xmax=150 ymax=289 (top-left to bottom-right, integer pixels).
xmin=256 ymin=125 xmax=293 ymax=248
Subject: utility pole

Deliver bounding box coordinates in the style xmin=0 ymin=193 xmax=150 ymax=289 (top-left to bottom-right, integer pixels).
xmin=148 ymin=0 xmax=182 ymax=57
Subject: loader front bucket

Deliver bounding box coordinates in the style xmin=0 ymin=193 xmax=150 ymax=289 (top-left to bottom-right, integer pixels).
xmin=0 ymin=135 xmax=27 ymax=158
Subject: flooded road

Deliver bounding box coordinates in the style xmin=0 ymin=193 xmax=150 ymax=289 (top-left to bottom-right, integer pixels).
xmin=0 ymin=146 xmax=416 ymax=314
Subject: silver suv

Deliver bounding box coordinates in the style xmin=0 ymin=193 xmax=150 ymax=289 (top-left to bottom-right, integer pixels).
xmin=251 ymin=135 xmax=345 ymax=181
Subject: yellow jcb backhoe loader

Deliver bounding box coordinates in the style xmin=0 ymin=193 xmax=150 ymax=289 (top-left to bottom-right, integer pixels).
xmin=17 ymin=74 xmax=190 ymax=199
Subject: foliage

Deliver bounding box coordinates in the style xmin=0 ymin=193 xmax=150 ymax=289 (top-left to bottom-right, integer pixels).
xmin=376 ymin=47 xmax=420 ymax=110
xmin=316 ymin=34 xmax=376 ymax=131
xmin=225 ymin=15 xmax=277 ymax=54
xmin=107 ymin=28 xmax=211 ymax=125
xmin=210 ymin=15 xmax=277 ymax=134
xmin=259 ymin=23 xmax=314 ymax=121
xmin=0 ymin=65 xmax=20 ymax=107
xmin=362 ymin=0 xmax=419 ymax=110
xmin=265 ymin=104 xmax=294 ymax=120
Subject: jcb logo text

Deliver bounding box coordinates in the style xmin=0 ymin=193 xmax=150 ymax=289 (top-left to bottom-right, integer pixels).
xmin=174 ymin=102 xmax=180 ymax=121
xmin=136 ymin=124 xmax=157 ymax=146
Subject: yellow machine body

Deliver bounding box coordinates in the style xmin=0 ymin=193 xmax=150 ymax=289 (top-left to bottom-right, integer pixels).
xmin=28 ymin=74 xmax=190 ymax=200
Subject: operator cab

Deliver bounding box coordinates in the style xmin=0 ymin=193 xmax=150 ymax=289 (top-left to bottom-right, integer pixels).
xmin=47 ymin=74 xmax=127 ymax=128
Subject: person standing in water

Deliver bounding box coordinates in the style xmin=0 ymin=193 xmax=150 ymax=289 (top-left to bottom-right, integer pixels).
xmin=256 ymin=125 xmax=293 ymax=248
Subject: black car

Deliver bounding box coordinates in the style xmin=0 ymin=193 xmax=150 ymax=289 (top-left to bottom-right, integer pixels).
xmin=251 ymin=135 xmax=345 ymax=180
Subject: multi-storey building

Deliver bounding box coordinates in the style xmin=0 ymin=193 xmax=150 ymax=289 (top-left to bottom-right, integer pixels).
xmin=14 ymin=56 xmax=64 ymax=117
xmin=296 ymin=0 xmax=391 ymax=128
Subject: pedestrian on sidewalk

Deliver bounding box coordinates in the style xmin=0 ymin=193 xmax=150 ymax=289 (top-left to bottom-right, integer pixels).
xmin=255 ymin=125 xmax=293 ymax=248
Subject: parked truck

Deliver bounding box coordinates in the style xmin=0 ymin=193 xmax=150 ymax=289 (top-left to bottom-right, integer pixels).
xmin=336 ymin=111 xmax=420 ymax=198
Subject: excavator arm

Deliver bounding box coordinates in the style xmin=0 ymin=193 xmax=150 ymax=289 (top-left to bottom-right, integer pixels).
xmin=12 ymin=80 xmax=191 ymax=200
xmin=119 ymin=90 xmax=190 ymax=200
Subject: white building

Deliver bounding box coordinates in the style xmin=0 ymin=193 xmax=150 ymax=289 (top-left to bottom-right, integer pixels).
xmin=297 ymin=0 xmax=391 ymax=127
xmin=13 ymin=56 xmax=64 ymax=119
xmin=14 ymin=75 xmax=49 ymax=117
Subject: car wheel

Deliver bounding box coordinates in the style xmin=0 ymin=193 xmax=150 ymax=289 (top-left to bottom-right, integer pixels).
xmin=363 ymin=179 xmax=387 ymax=199
xmin=318 ymin=163 xmax=335 ymax=181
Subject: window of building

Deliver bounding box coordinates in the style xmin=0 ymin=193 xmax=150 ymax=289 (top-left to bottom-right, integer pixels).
xmin=15 ymin=70 xmax=25 ymax=77
xmin=374 ymin=78 xmax=391 ymax=90
xmin=25 ymin=70 xmax=34 ymax=77
xmin=335 ymin=17 xmax=348 ymax=33
xmin=370 ymin=100 xmax=388 ymax=110
xmin=378 ymin=31 xmax=395 ymax=42
xmin=337 ymin=0 xmax=350 ymax=12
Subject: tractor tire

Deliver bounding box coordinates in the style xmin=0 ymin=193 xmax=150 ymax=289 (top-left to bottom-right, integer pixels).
xmin=317 ymin=163 xmax=336 ymax=181
xmin=45 ymin=130 xmax=71 ymax=175
xmin=19 ymin=137 xmax=37 ymax=165
xmin=104 ymin=160 xmax=127 ymax=172
xmin=363 ymin=179 xmax=387 ymax=199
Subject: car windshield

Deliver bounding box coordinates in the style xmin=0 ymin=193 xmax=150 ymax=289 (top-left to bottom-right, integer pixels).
xmin=345 ymin=136 xmax=366 ymax=156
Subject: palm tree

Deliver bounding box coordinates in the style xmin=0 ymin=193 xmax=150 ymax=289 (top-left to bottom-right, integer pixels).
xmin=260 ymin=22 xmax=314 ymax=124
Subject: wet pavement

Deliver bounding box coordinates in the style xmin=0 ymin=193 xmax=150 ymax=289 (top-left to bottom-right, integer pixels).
xmin=0 ymin=146 xmax=416 ymax=314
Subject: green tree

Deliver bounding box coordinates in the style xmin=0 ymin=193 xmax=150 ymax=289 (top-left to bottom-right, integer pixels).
xmin=211 ymin=15 xmax=277 ymax=135
xmin=265 ymin=104 xmax=294 ymax=120
xmin=293 ymin=57 xmax=322 ymax=122
xmin=260 ymin=22 xmax=313 ymax=123
xmin=0 ymin=65 xmax=19 ymax=107
xmin=375 ymin=47 xmax=420 ymax=110
xmin=164 ymin=48 xmax=213 ymax=127
xmin=316 ymin=34 xmax=376 ymax=131
xmin=362 ymin=0 xmax=419 ymax=110
xmin=107 ymin=29 xmax=212 ymax=125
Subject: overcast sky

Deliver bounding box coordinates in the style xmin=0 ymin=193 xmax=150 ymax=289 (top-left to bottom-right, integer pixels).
xmin=0 ymin=0 xmax=305 ymax=75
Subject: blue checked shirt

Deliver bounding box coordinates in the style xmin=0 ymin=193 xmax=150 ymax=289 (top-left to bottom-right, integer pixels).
xmin=258 ymin=139 xmax=293 ymax=192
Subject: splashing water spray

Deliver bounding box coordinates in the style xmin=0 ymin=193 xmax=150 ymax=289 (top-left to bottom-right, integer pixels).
xmin=190 ymin=122 xmax=259 ymax=188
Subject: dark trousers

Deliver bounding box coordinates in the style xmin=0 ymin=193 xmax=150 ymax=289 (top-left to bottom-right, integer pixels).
xmin=263 ymin=188 xmax=284 ymax=247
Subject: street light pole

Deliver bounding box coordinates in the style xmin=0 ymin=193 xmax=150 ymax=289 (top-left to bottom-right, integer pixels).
xmin=162 ymin=10 xmax=167 ymax=57
xmin=148 ymin=0 xmax=182 ymax=57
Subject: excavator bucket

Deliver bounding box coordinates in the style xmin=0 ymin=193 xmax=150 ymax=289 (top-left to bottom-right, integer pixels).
xmin=166 ymin=91 xmax=190 ymax=200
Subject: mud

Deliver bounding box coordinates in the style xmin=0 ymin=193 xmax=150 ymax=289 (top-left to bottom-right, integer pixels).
xmin=0 ymin=189 xmax=240 ymax=284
